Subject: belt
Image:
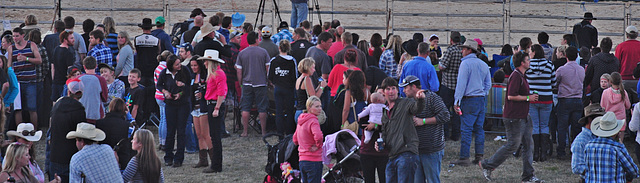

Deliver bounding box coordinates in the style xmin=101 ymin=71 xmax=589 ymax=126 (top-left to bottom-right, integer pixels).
xmin=207 ymin=100 xmax=221 ymax=105
xmin=463 ymin=96 xmax=484 ymax=99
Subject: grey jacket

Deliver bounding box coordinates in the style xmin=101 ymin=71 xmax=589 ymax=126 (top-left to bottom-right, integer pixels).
xmin=381 ymin=97 xmax=423 ymax=159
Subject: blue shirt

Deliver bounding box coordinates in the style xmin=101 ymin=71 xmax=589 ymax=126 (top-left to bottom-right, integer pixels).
xmin=271 ymin=29 xmax=294 ymax=45
xmin=88 ymin=43 xmax=113 ymax=71
xmin=571 ymin=127 xmax=597 ymax=177
xmin=70 ymin=144 xmax=124 ymax=183
xmin=379 ymin=49 xmax=398 ymax=79
xmin=454 ymin=54 xmax=491 ymax=105
xmin=584 ymin=137 xmax=639 ymax=183
xmin=151 ymin=29 xmax=175 ymax=53
xmin=399 ymin=56 xmax=439 ymax=96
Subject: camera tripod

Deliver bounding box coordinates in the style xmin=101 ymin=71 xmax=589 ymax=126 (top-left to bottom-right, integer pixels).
xmin=308 ymin=0 xmax=322 ymax=26
xmin=255 ymin=0 xmax=283 ymax=28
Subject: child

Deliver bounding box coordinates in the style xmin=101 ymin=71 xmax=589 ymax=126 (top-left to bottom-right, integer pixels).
xmin=589 ymin=73 xmax=611 ymax=105
xmin=124 ymin=68 xmax=144 ymax=124
xmin=601 ymin=72 xmax=630 ymax=141
xmin=357 ymin=92 xmax=386 ymax=143
xmin=293 ymin=96 xmax=324 ymax=183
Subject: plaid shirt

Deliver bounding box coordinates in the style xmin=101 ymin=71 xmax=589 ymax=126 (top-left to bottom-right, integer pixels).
xmin=271 ymin=29 xmax=294 ymax=45
xmin=379 ymin=49 xmax=399 ymax=79
xmin=35 ymin=44 xmax=49 ymax=82
xmin=310 ymin=35 xmax=318 ymax=45
xmin=88 ymin=43 xmax=114 ymax=67
xmin=584 ymin=137 xmax=639 ymax=183
xmin=70 ymin=144 xmax=124 ymax=183
xmin=571 ymin=127 xmax=597 ymax=177
xmin=439 ymin=43 xmax=463 ymax=89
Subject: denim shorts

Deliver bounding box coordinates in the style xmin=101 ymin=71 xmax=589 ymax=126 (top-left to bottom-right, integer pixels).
xmin=240 ymin=85 xmax=269 ymax=112
xmin=191 ymin=108 xmax=207 ymax=117
xmin=20 ymin=82 xmax=37 ymax=111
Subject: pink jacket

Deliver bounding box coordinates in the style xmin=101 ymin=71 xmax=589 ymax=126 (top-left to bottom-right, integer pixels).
xmin=601 ymin=88 xmax=631 ymax=122
xmin=293 ymin=113 xmax=324 ymax=162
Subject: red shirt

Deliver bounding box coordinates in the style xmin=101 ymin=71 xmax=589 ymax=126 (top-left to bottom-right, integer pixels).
xmin=205 ymin=68 xmax=228 ymax=101
xmin=504 ymin=69 xmax=530 ymax=119
xmin=615 ymin=39 xmax=640 ymax=80
xmin=327 ymin=41 xmax=343 ymax=62
xmin=327 ymin=64 xmax=360 ymax=96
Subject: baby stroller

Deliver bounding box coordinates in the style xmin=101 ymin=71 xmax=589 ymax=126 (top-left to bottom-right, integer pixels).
xmin=322 ymin=130 xmax=364 ymax=183
xmin=263 ymin=133 xmax=300 ymax=183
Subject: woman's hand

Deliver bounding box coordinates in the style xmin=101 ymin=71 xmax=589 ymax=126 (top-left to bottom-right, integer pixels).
xmin=319 ymin=80 xmax=327 ymax=88
xmin=176 ymin=81 xmax=185 ymax=87
xmin=163 ymin=90 xmax=173 ymax=100
xmin=212 ymin=109 xmax=219 ymax=117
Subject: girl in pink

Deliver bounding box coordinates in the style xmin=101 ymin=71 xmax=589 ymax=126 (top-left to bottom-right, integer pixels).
xmin=600 ymin=72 xmax=630 ymax=141
xmin=293 ymin=96 xmax=324 ymax=183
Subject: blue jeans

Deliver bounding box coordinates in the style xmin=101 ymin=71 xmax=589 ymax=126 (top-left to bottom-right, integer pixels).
xmin=556 ymin=98 xmax=583 ymax=156
xmin=415 ymin=149 xmax=444 ymax=183
xmin=156 ymin=99 xmax=167 ymax=145
xmin=274 ymin=86 xmax=295 ymax=135
xmin=459 ymin=97 xmax=485 ymax=158
xmin=299 ymin=161 xmax=322 ymax=183
xmin=439 ymin=85 xmax=460 ymax=139
xmin=20 ymin=82 xmax=37 ymax=111
xmin=164 ymin=102 xmax=190 ymax=164
xmin=386 ymin=152 xmax=418 ymax=183
xmin=185 ymin=115 xmax=199 ymax=153
xmin=290 ymin=2 xmax=308 ymax=28
xmin=295 ymin=109 xmax=304 ymax=124
xmin=529 ymin=103 xmax=552 ymax=134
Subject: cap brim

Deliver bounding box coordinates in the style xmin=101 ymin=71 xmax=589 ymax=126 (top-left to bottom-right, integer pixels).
xmin=398 ymin=82 xmax=409 ymax=87
xmin=591 ymin=119 xmax=624 ymax=137
xmin=7 ymin=131 xmax=42 ymax=142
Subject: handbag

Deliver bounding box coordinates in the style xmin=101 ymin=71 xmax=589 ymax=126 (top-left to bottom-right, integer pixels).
xmin=341 ymin=96 xmax=359 ymax=133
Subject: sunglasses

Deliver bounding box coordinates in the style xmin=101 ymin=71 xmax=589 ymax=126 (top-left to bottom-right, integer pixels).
xmin=20 ymin=130 xmax=36 ymax=136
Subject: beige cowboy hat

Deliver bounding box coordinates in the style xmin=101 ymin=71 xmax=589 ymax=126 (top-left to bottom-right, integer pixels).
xmin=197 ymin=49 xmax=225 ymax=63
xmin=459 ymin=39 xmax=479 ymax=53
xmin=7 ymin=123 xmax=42 ymax=142
xmin=197 ymin=23 xmax=221 ymax=41
xmin=590 ymin=112 xmax=624 ymax=138
xmin=66 ymin=122 xmax=106 ymax=142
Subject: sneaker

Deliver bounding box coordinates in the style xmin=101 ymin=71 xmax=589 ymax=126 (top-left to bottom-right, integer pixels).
xmin=522 ymin=176 xmax=544 ymax=183
xmin=449 ymin=158 xmax=471 ymax=167
xmin=479 ymin=161 xmax=493 ymax=181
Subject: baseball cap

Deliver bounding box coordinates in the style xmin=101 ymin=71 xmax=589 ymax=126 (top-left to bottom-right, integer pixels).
xmin=261 ymin=26 xmax=272 ymax=37
xmin=626 ymin=26 xmax=638 ymax=34
xmin=66 ymin=78 xmax=84 ymax=94
xmin=155 ymin=16 xmax=166 ymax=25
xmin=177 ymin=43 xmax=193 ymax=52
xmin=399 ymin=75 xmax=420 ymax=87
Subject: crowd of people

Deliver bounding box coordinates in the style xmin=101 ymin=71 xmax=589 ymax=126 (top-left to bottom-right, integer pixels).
xmin=0 ymin=4 xmax=639 ymax=183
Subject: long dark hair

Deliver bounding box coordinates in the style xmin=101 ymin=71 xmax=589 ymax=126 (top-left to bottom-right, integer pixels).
xmin=610 ymin=72 xmax=626 ymax=102
xmin=166 ymin=55 xmax=179 ymax=72
xmin=346 ymin=70 xmax=366 ymax=101
xmin=370 ymin=33 xmax=383 ymax=60
xmin=134 ymin=129 xmax=162 ymax=183
xmin=531 ymin=44 xmax=546 ymax=59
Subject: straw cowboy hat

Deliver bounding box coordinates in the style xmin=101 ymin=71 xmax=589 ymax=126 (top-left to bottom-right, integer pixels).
xmin=197 ymin=49 xmax=225 ymax=63
xmin=590 ymin=112 xmax=624 ymax=138
xmin=197 ymin=23 xmax=221 ymax=41
xmin=459 ymin=39 xmax=479 ymax=53
xmin=7 ymin=123 xmax=42 ymax=142
xmin=66 ymin=122 xmax=106 ymax=141
xmin=578 ymin=103 xmax=606 ymax=126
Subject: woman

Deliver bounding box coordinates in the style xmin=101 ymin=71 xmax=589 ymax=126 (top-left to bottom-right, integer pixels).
xmin=154 ymin=50 xmax=172 ymax=150
xmin=99 ymin=64 xmax=125 ymax=112
xmin=328 ymin=49 xmax=360 ymax=97
xmin=0 ymin=55 xmax=19 ymax=108
xmin=6 ymin=123 xmax=45 ymax=183
xmin=2 ymin=34 xmax=13 ymax=57
xmin=96 ymin=98 xmax=132 ymax=170
xmin=156 ymin=54 xmax=191 ymax=167
xmin=368 ymin=33 xmax=384 ymax=65
xmin=525 ymin=44 xmax=555 ymax=162
xmin=202 ymin=50 xmax=227 ymax=173
xmin=292 ymin=96 xmax=324 ymax=183
xmin=341 ymin=70 xmax=368 ymax=135
xmin=295 ymin=58 xmax=327 ymax=123
xmin=553 ymin=45 xmax=568 ymax=71
xmin=239 ymin=23 xmax=253 ymax=51
xmin=190 ymin=56 xmax=212 ymax=168
xmin=123 ymin=129 xmax=164 ymax=183
xmin=268 ymin=40 xmax=298 ymax=135
xmin=379 ymin=35 xmax=403 ymax=79
xmin=116 ymin=31 xmax=134 ymax=86
xmin=0 ymin=143 xmax=60 ymax=183
xmin=103 ymin=17 xmax=119 ymax=63
xmin=357 ymin=40 xmax=377 ymax=70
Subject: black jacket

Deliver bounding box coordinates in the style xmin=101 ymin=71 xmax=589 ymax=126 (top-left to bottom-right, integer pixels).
xmin=290 ymin=39 xmax=314 ymax=63
xmin=194 ymin=37 xmax=231 ymax=58
xmin=96 ymin=112 xmax=132 ymax=170
xmin=584 ymin=52 xmax=620 ymax=93
xmin=157 ymin=66 xmax=192 ymax=106
xmin=573 ymin=20 xmax=598 ymax=49
xmin=48 ymin=97 xmax=86 ymax=164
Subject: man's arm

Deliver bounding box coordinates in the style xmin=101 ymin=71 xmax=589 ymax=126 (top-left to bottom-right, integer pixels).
xmin=27 ymin=42 xmax=42 ymax=65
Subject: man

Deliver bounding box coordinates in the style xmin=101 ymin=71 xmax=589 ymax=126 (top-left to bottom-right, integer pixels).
xmin=573 ymin=12 xmax=598 ymax=49
xmin=400 ymin=75 xmax=449 ymax=183
xmin=584 ymin=112 xmax=639 ymax=182
xmin=375 ymin=77 xmax=423 ymax=183
xmin=63 ymin=16 xmax=87 ymax=69
xmin=9 ymin=27 xmax=42 ymax=129
xmin=68 ymin=122 xmax=123 ymax=183
xmin=151 ymin=16 xmax=174 ymax=53
xmin=290 ymin=27 xmax=313 ymax=63
xmin=259 ymin=26 xmax=279 ymax=58
xmin=42 ymin=20 xmax=65 ymax=60
xmin=480 ymin=51 xmax=544 ymax=183
xmin=305 ymin=32 xmax=333 ymax=81
xmin=236 ymin=31 xmax=271 ymax=137
xmin=217 ymin=16 xmax=232 ymax=43
xmin=584 ymin=37 xmax=619 ymax=97
xmin=450 ymin=39 xmax=491 ymax=166
xmin=134 ymin=18 xmax=161 ymax=88
xmin=438 ymin=31 xmax=463 ymax=141
xmin=399 ymin=42 xmax=439 ymax=94
xmin=616 ymin=25 xmax=640 ymax=94
xmin=327 ymin=26 xmax=345 ymax=59
xmin=271 ymin=21 xmax=294 ymax=45
xmin=78 ymin=56 xmax=108 ymax=122
xmin=51 ymin=30 xmax=76 ymax=101
xmin=87 ymin=30 xmax=113 ymax=72
xmin=537 ymin=32 xmax=554 ymax=61
xmin=188 ymin=8 xmax=207 ymax=30
xmin=290 ymin=0 xmax=308 ymax=28
xmin=300 ymin=20 xmax=312 ymax=33
xmin=333 ymin=32 xmax=368 ymax=71
xmin=194 ymin=23 xmax=232 ymax=59
xmin=178 ymin=43 xmax=194 ymax=66
xmin=181 ymin=15 xmax=203 ymax=45
xmin=556 ymin=46 xmax=584 ymax=159
xmin=571 ymin=104 xmax=605 ymax=181
xmin=47 ymin=78 xmax=86 ymax=182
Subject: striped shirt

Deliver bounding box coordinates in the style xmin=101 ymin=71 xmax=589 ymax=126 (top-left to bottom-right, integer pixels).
xmin=11 ymin=42 xmax=37 ymax=83
xmin=415 ymin=90 xmax=450 ymax=154
xmin=122 ymin=156 xmax=165 ymax=183
xmin=525 ymin=58 xmax=556 ymax=102
xmin=154 ymin=61 xmax=167 ymax=100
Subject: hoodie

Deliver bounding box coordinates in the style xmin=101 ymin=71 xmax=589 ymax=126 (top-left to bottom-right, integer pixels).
xmin=49 ymin=97 xmax=86 ymax=164
xmin=601 ymin=88 xmax=631 ymax=123
xmin=293 ymin=113 xmax=323 ymax=161
xmin=584 ymin=52 xmax=620 ymax=93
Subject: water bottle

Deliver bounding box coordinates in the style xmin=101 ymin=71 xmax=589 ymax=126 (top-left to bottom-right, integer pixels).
xmin=376 ymin=137 xmax=384 ymax=151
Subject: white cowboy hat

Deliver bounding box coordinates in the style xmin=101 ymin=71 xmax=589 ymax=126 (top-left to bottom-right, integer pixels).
xmin=590 ymin=112 xmax=625 ymax=138
xmin=197 ymin=23 xmax=221 ymax=41
xmin=66 ymin=122 xmax=106 ymax=142
xmin=7 ymin=123 xmax=42 ymax=142
xmin=197 ymin=49 xmax=225 ymax=63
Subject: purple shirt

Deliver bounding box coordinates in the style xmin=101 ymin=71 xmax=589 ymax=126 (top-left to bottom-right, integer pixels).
xmin=556 ymin=61 xmax=584 ymax=98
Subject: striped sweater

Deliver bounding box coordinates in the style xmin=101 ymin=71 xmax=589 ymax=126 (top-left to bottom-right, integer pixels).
xmin=414 ymin=90 xmax=450 ymax=154
xmin=525 ymin=58 xmax=556 ymax=102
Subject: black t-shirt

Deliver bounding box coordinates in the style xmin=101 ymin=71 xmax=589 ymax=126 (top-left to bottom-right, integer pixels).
xmin=52 ymin=46 xmax=75 ymax=84
xmin=290 ymin=39 xmax=314 ymax=63
xmin=125 ymin=84 xmax=145 ymax=114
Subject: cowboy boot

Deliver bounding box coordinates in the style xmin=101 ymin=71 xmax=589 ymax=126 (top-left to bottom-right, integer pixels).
xmin=472 ymin=154 xmax=483 ymax=165
xmin=193 ymin=149 xmax=209 ymax=168
xmin=203 ymin=148 xmax=219 ymax=173
xmin=532 ymin=134 xmax=541 ymax=162
xmin=540 ymin=134 xmax=550 ymax=162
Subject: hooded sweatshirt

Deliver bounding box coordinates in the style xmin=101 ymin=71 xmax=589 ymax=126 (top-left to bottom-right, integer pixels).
xmin=584 ymin=52 xmax=620 ymax=93
xmin=293 ymin=113 xmax=323 ymax=162
xmin=49 ymin=97 xmax=86 ymax=164
xmin=601 ymin=88 xmax=631 ymax=123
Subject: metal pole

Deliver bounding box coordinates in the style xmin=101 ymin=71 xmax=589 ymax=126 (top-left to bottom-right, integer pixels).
xmin=564 ymin=1 xmax=568 ymax=33
xmin=110 ymin=0 xmax=113 ymax=17
xmin=331 ymin=0 xmax=333 ymax=21
xmin=57 ymin=0 xmax=61 ymax=20
xmin=446 ymin=0 xmax=449 ymax=42
xmin=391 ymin=0 xmax=394 ymax=34
xmin=385 ymin=0 xmax=389 ymax=37
xmin=502 ymin=0 xmax=505 ymax=46
xmin=508 ymin=0 xmax=511 ymax=45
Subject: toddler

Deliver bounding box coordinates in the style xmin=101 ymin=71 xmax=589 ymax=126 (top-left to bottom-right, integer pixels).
xmin=358 ymin=92 xmax=387 ymax=143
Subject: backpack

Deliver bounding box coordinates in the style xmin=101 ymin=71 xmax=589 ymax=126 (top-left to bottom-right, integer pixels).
xmin=170 ymin=20 xmax=194 ymax=46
